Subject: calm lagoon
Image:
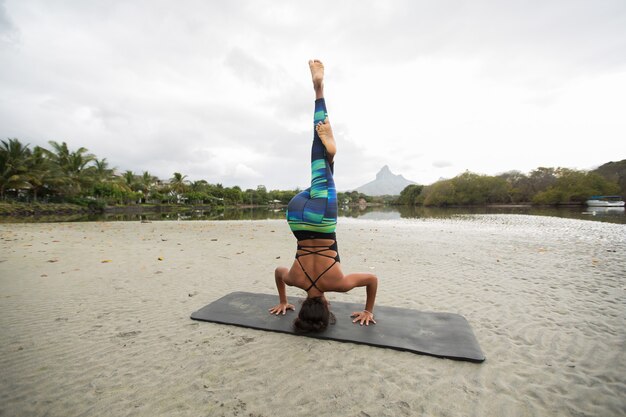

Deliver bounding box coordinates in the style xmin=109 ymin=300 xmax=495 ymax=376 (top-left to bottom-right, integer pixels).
xmin=2 ymin=205 xmax=625 ymax=224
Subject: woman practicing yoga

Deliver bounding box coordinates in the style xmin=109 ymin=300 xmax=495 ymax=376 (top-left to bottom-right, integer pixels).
xmin=269 ymin=60 xmax=378 ymax=332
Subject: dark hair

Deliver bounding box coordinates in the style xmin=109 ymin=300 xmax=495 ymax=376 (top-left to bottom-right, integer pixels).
xmin=293 ymin=296 xmax=333 ymax=333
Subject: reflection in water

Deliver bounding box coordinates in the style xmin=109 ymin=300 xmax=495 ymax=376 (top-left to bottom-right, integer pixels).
xmin=582 ymin=207 xmax=625 ymax=215
xmin=380 ymin=205 xmax=626 ymax=224
xmin=103 ymin=208 xmax=289 ymax=222
xmin=2 ymin=205 xmax=625 ymax=224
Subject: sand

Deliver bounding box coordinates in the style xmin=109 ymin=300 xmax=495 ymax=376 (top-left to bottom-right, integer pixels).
xmin=0 ymin=215 xmax=624 ymax=417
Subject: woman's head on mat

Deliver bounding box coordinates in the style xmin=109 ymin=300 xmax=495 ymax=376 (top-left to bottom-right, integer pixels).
xmin=294 ymin=296 xmax=334 ymax=333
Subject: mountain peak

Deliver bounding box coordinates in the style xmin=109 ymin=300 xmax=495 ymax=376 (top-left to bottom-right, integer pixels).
xmin=354 ymin=165 xmax=416 ymax=196
xmin=376 ymin=165 xmax=393 ymax=180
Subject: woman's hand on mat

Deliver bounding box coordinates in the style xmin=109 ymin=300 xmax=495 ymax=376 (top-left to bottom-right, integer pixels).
xmin=269 ymin=303 xmax=295 ymax=315
xmin=351 ymin=310 xmax=376 ymax=326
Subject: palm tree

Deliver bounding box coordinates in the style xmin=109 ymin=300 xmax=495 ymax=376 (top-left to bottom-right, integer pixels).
xmin=191 ymin=180 xmax=209 ymax=192
xmin=66 ymin=150 xmax=96 ymax=194
xmin=27 ymin=146 xmax=61 ymax=202
xmin=170 ymin=172 xmax=189 ymax=195
xmin=91 ymin=158 xmax=115 ymax=182
xmin=122 ymin=170 xmax=136 ymax=188
xmin=0 ymin=138 xmax=32 ymax=199
xmin=135 ymin=171 xmax=158 ymax=202
xmin=141 ymin=171 xmax=155 ymax=186
xmin=45 ymin=141 xmax=70 ymax=168
xmin=44 ymin=141 xmax=95 ymax=196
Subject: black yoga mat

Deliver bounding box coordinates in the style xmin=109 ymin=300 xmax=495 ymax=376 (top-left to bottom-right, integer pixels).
xmin=191 ymin=291 xmax=485 ymax=363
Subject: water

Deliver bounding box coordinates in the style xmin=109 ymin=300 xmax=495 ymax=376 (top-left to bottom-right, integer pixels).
xmin=344 ymin=205 xmax=626 ymax=224
xmin=2 ymin=205 xmax=625 ymax=224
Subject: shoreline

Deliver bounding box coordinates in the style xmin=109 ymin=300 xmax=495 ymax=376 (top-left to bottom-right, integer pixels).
xmin=0 ymin=200 xmax=593 ymax=218
xmin=1 ymin=217 xmax=625 ymax=416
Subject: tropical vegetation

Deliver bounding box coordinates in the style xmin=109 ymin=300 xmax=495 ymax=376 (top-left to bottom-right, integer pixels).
xmin=396 ymin=166 xmax=623 ymax=206
xmin=0 ymin=138 xmax=295 ymax=210
xmin=2 ymin=137 xmax=623 ymax=213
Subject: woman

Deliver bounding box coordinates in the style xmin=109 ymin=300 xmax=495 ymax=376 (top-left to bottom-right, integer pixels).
xmin=269 ymin=60 xmax=378 ymax=332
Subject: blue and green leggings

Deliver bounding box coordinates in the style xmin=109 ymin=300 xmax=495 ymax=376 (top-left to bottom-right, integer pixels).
xmin=286 ymin=98 xmax=338 ymax=238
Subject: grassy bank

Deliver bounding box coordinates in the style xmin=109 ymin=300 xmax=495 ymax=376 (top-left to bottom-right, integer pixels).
xmin=1 ymin=201 xmax=236 ymax=217
xmin=0 ymin=201 xmax=94 ymax=216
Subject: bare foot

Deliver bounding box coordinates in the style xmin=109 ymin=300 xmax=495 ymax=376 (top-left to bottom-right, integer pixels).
xmin=309 ymin=59 xmax=324 ymax=94
xmin=315 ymin=117 xmax=336 ymax=163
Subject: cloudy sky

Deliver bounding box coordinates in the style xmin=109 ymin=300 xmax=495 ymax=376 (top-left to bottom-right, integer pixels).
xmin=1 ymin=0 xmax=625 ymax=191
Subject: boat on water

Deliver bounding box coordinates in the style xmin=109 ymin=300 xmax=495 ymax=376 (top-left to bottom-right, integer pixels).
xmin=586 ymin=195 xmax=625 ymax=207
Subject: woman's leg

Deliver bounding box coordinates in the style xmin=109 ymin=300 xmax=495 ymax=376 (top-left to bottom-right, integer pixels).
xmin=310 ymin=60 xmax=336 ymax=163
xmin=308 ymin=98 xmax=337 ymax=225
xmin=286 ymin=60 xmax=337 ymax=234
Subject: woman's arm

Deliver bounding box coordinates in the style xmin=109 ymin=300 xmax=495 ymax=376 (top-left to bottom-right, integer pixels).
xmin=337 ymin=273 xmax=378 ymax=325
xmin=268 ymin=267 xmax=295 ymax=315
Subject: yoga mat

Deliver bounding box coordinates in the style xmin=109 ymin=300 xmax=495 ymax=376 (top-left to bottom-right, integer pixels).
xmin=191 ymin=291 xmax=485 ymax=363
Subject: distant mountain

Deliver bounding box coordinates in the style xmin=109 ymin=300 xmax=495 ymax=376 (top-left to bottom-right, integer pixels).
xmin=353 ymin=165 xmax=416 ymax=196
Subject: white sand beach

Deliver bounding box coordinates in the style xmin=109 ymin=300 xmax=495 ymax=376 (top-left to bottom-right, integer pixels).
xmin=1 ymin=216 xmax=624 ymax=417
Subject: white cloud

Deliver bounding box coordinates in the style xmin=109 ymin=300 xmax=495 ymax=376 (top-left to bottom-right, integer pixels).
xmin=433 ymin=161 xmax=453 ymax=169
xmin=233 ymin=163 xmax=262 ymax=182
